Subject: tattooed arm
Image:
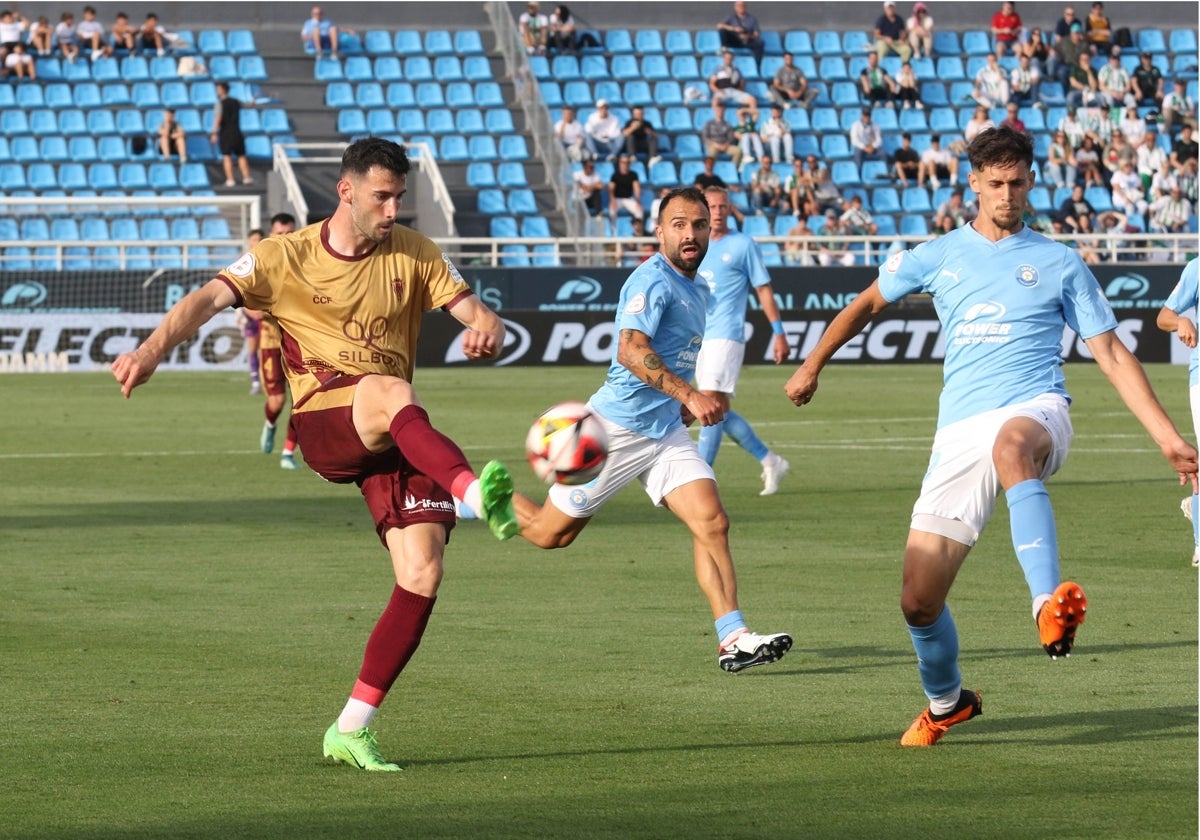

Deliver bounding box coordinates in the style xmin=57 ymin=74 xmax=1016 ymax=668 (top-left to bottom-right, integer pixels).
xmin=616 ymin=328 xmax=725 ymax=426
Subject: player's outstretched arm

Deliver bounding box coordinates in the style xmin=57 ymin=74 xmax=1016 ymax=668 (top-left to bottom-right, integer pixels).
xmin=785 ymin=279 xmax=890 ymax=407
xmin=754 ymin=283 xmax=790 ymax=365
xmin=1156 ymin=306 xmax=1198 ymax=348
xmin=112 ymin=278 xmax=237 ymax=398
xmin=1085 ymin=329 xmax=1200 ymax=489
xmin=616 ymin=328 xmax=723 ymax=426
xmin=446 ymin=294 xmax=506 ymax=361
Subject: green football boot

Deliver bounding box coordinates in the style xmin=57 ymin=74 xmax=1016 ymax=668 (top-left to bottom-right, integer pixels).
xmin=479 ymin=460 xmax=520 ymax=541
xmin=322 ymin=723 xmax=402 ymax=772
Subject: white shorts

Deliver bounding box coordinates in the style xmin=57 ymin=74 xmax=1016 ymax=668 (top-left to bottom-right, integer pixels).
xmin=911 ymin=394 xmax=1073 ymax=546
xmin=547 ymin=411 xmax=714 ymax=518
xmin=695 ymin=338 xmax=745 ymax=395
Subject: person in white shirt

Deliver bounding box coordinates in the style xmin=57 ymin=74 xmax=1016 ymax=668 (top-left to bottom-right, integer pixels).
xmin=1009 ymin=54 xmax=1041 ymax=107
xmin=1110 ymin=160 xmax=1148 ymax=219
xmin=1150 ymin=185 xmax=1194 ymax=235
xmin=75 ymin=5 xmax=110 ymax=60
xmin=1163 ymin=79 xmax=1197 ymax=133
xmin=906 ymin=2 xmax=934 ymax=60
xmin=584 ymin=99 xmax=623 ymax=161
xmin=518 ymin=1 xmax=548 ymax=55
xmin=52 ymin=11 xmax=80 ymax=63
xmin=918 ymin=134 xmax=959 ymax=189
xmin=973 ymin=53 xmax=1010 ymax=109
xmin=3 ymin=41 xmax=35 ymax=78
xmin=1096 ymin=49 xmax=1133 ymax=109
xmin=555 ymin=105 xmax=588 ymax=162
xmin=709 ymin=50 xmax=756 ymax=109
xmin=0 ymin=9 xmax=29 ymax=51
xmin=759 ymin=105 xmax=793 ymax=163
xmin=849 ymin=108 xmax=886 ymax=167
xmin=572 ymin=158 xmax=603 ymax=216
xmin=1118 ymin=108 xmax=1147 ymax=146
xmin=1137 ymin=133 xmax=1169 ymax=191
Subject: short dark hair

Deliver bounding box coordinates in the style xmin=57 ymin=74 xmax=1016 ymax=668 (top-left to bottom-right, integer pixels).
xmin=967 ymin=125 xmax=1034 ymax=172
xmin=340 ymin=137 xmax=412 ymax=180
xmin=270 ymin=212 xmax=296 ymax=227
xmin=656 ymin=186 xmax=708 ymax=225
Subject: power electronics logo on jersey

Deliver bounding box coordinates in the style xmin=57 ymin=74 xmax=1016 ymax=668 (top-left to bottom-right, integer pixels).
xmin=952 ymin=301 xmax=1012 ymax=346
xmin=539 ymin=276 xmax=612 ymax=311
xmin=1103 ymin=273 xmax=1165 ymax=309
xmin=0 ymin=282 xmax=48 ymax=310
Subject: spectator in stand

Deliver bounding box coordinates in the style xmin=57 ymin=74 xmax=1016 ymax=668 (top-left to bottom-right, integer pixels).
xmin=0 ymin=10 xmax=28 ymax=55
xmin=139 ymin=12 xmax=166 ymax=56
xmin=840 ymin=194 xmax=878 ymax=236
xmin=1084 ymin=1 xmax=1113 ymax=56
xmin=622 ymin=106 xmax=662 ymax=167
xmin=1138 ymin=132 xmax=1169 ymax=192
xmin=548 ymin=5 xmax=578 ymax=54
xmin=3 ymin=40 xmax=34 ymax=79
xmin=158 ymin=108 xmax=188 ymax=162
xmin=1178 ymin=158 xmax=1199 ymax=204
xmin=573 ymin=157 xmax=603 ymax=217
xmin=301 ymin=6 xmax=340 ymax=58
xmin=1010 ymin=53 xmax=1042 ymax=107
xmin=860 ymin=52 xmax=899 ymax=108
xmin=1149 ymin=163 xmax=1179 ymax=201
xmin=1097 ymin=48 xmax=1134 ymax=108
xmin=607 ymin=154 xmax=643 ymax=225
xmin=906 ymin=2 xmax=934 ymax=61
xmin=734 ymin=106 xmax=764 ymax=166
xmin=1131 ymin=52 xmax=1165 ymax=109
xmin=990 ymin=1 xmax=1022 ymax=57
xmin=76 ymin=6 xmax=109 ymax=61
xmin=748 ymin=154 xmax=783 ymax=213
xmin=935 ymin=188 xmax=978 ymax=231
xmin=1103 ymin=130 xmax=1137 ymax=175
xmin=1074 ymin=135 xmax=1104 ymax=187
xmin=892 ymin=132 xmax=921 ymax=186
xmin=27 ymin=15 xmax=51 ymax=56
xmin=785 ymin=157 xmax=815 ymax=216
xmin=1052 ymin=5 xmax=1079 ymax=44
xmin=1163 ymin=79 xmax=1197 ymax=133
xmin=917 ymin=134 xmax=958 ymax=189
xmin=895 ymin=60 xmax=922 ymax=109
xmin=52 ymin=12 xmax=80 ymax=63
xmin=1044 ymin=129 xmax=1078 ymax=189
xmin=1017 ymin=27 xmax=1051 ymax=73
xmin=693 ymin=158 xmax=748 ymax=227
xmin=964 ymin=105 xmax=996 ymax=144
xmin=1171 ymin=125 xmax=1198 ymax=173
xmin=518 ymin=1 xmax=549 ymax=56
xmin=211 ymin=81 xmax=253 ymax=187
xmin=1118 ymin=104 xmax=1147 ymax=145
xmin=809 ymin=157 xmax=844 ymax=213
xmin=555 ymin=105 xmax=588 ymax=162
xmin=1066 ymin=52 xmax=1099 ymax=108
xmin=1059 ymin=183 xmax=1097 ymax=232
xmin=759 ymin=105 xmax=794 ymax=163
xmin=1110 ymin=159 xmax=1149 ymax=220
xmin=850 ymin=108 xmax=888 ymax=168
xmin=716 ymin=1 xmax=764 ymax=66
xmin=584 ymin=99 xmax=623 ymax=162
xmin=767 ymin=52 xmax=818 ymax=111
xmin=817 ymin=210 xmax=855 ymax=266
xmin=1050 ymin=22 xmax=1087 ymax=87
xmin=973 ymin=53 xmax=1011 ymax=108
xmin=110 ymin=12 xmax=136 ymax=54
xmin=1082 ymin=103 xmax=1115 ymax=146
xmin=1000 ymin=102 xmax=1025 ymax=133
xmin=873 ymin=1 xmax=912 ymax=62
xmin=702 ymin=103 xmax=744 ymax=168
xmin=710 ymin=50 xmax=757 ymax=109
xmin=1149 ymin=184 xmax=1194 ymax=234
xmin=784 ymin=215 xmax=816 ymax=266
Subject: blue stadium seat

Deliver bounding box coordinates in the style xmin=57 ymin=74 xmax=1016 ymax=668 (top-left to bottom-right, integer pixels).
xmin=467 ymin=135 xmax=498 ymax=161
xmin=244 ymin=136 xmax=271 ymax=159
xmin=782 ymin=30 xmax=812 ymax=55
xmin=57 ymin=110 xmax=87 ymax=136
xmin=843 ymin=30 xmax=871 ymax=53
xmin=670 ymin=55 xmax=700 ymax=82
xmin=605 ymin=29 xmax=633 ymax=54
xmin=315 ymin=57 xmax=345 ymax=82
xmin=392 ymin=29 xmax=421 ymax=55
xmin=148 ymin=55 xmax=178 ymax=83
xmin=367 ymin=109 xmax=397 ymax=134
xmin=355 ymin=82 xmax=385 ymax=109
xmin=238 ymin=56 xmax=269 ymax=82
xmin=820 ymin=135 xmax=851 ymax=160
xmin=499 ymin=135 xmax=530 ymax=161
xmin=813 ymin=30 xmax=842 ymax=54
xmin=902 ymin=190 xmax=933 ymax=213
xmin=10 ymin=136 xmax=38 ymax=163
xmin=35 ymin=57 xmax=62 ymax=81
xmin=1137 ymin=28 xmax=1167 ymax=55
xmin=96 ymin=136 xmax=126 ymax=163
xmin=593 ymin=80 xmax=622 ymax=106
xmin=466 ymin=162 xmax=497 ymax=189
xmin=664 ymin=29 xmax=693 ymax=55
xmin=28 ymin=163 xmax=58 ymax=191
xmin=21 ymin=217 xmax=51 ymax=239
xmin=425 ymin=109 xmax=454 ymax=134
xmin=197 ymin=29 xmax=227 ymax=54
xmin=415 ymin=83 xmax=445 ymax=108
xmin=147 ymin=162 xmax=178 ymax=190
xmin=936 ymin=57 xmax=966 ymax=82
xmin=39 ymin=136 xmax=69 ymax=163
xmin=900 ymin=215 xmax=929 ymax=238
xmin=612 ymin=54 xmax=640 ymax=81
xmin=521 ymin=216 xmax=551 ymax=238
xmin=325 ymin=82 xmax=354 ymax=109
xmin=62 ymin=59 xmax=91 ymax=82
xmin=336 ymin=109 xmax=367 ymax=135
xmin=178 ymin=162 xmax=209 ymax=190
xmin=0 ymin=111 xmax=29 ymax=136
xmin=161 ymin=81 xmax=190 ymax=108
xmin=476 ymin=81 xmax=505 ymax=108
xmin=464 ymin=55 xmax=492 ymax=82
xmin=484 ymin=109 xmax=514 ymax=134
xmin=455 ymin=109 xmax=485 ymax=135
xmin=1169 ymin=29 xmax=1197 ymax=54
xmin=899 ymin=108 xmax=929 ymax=132
xmin=635 ymin=29 xmax=663 ymax=54
xmin=435 ymin=135 xmax=467 ymax=161
xmin=67 ymin=136 xmax=99 ymax=164
xmin=364 ymin=29 xmax=393 ymax=55
xmin=493 ymin=161 xmax=527 ymax=189
xmin=44 ymin=83 xmax=73 ymax=109
xmin=121 ymin=55 xmax=150 ymax=82
xmin=810 ymin=107 xmax=840 ymax=133
xmin=434 ymin=56 xmax=464 ymax=82
xmin=226 ymin=29 xmax=257 ymax=55
xmin=489 ymin=216 xmax=518 ymax=238
xmin=872 ymin=187 xmax=902 ymax=214
xmin=818 ymin=56 xmax=848 ymax=82
xmin=404 ymin=56 xmax=434 ymax=83
xmin=507 ymin=188 xmax=538 ymax=215
xmin=962 ymin=30 xmax=992 ymax=55
xmin=476 ymin=188 xmax=507 ymax=215
xmin=118 ymin=163 xmax=148 ymax=190
xmin=28 ymin=110 xmax=56 ymax=135
xmin=387 ymin=83 xmax=415 ymax=109
xmin=455 ymin=29 xmax=484 ymax=55
xmin=425 ymin=29 xmax=454 ymax=55
xmin=397 ymin=110 xmax=425 ymax=135
xmin=831 ymin=82 xmax=861 ymax=109
xmin=16 ymin=84 xmax=44 ymax=109
xmin=370 ymin=55 xmax=401 ymax=82
xmin=445 ymin=81 xmax=475 ymax=109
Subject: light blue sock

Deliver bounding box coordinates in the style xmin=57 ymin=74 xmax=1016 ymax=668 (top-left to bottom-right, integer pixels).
xmin=907 ymin=605 xmax=961 ymax=701
xmin=723 ymin=409 xmax=770 ymax=461
xmin=715 ymin=609 xmax=747 ymax=644
xmin=1006 ymin=479 xmax=1060 ymax=598
xmin=698 ymin=420 xmax=724 ymax=466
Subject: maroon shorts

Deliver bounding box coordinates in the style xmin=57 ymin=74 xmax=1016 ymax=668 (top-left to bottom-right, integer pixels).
xmin=259 ymin=347 xmax=286 ymax=398
xmin=290 ymin=375 xmax=456 ymax=546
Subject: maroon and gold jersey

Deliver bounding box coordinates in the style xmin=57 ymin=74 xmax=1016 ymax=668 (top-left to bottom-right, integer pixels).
xmin=259 ymin=315 xmax=281 ymax=350
xmin=218 ymin=219 xmax=471 ymax=410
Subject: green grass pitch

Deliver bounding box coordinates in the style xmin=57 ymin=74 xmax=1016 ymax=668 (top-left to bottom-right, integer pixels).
xmin=1 ymin=363 xmax=1195 ymax=839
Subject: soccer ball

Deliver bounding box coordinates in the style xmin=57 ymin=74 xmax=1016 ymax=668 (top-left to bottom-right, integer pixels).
xmin=525 ymin=401 xmax=609 ymax=486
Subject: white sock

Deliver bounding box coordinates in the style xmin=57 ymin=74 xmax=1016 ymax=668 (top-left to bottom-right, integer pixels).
xmin=761 ymin=452 xmax=780 ymax=467
xmin=1031 ymin=593 xmax=1051 ymax=621
xmin=337 ymin=698 xmax=378 ymax=733
xmin=462 ymin=479 xmax=483 ymax=515
xmin=928 ymin=687 xmax=961 ymax=716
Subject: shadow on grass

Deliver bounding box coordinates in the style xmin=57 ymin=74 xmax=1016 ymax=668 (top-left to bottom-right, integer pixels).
xmin=0 ymin=497 xmax=359 ymax=531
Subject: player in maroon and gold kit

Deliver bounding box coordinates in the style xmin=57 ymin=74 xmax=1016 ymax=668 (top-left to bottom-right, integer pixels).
xmin=112 ymin=138 xmax=519 ymax=772
xmin=251 ymin=212 xmax=302 ymax=469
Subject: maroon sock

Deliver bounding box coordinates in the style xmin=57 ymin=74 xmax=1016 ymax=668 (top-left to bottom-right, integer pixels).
xmin=265 ymin=404 xmax=282 ymax=425
xmin=388 ymin=405 xmax=474 ymax=496
xmin=355 ymin=585 xmax=436 ymax=699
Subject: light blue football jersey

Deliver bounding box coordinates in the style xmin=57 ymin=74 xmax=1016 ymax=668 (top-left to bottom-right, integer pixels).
xmin=589 ymin=253 xmax=709 ymax=439
xmin=1163 ymin=257 xmax=1200 ymax=388
xmin=877 ymin=224 xmax=1118 ymax=428
xmin=696 ymin=230 xmax=772 ymax=343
